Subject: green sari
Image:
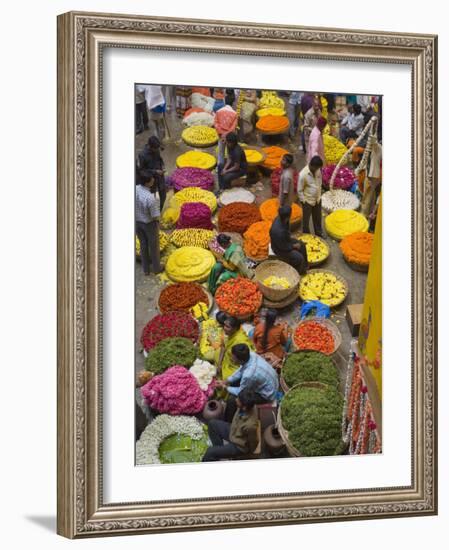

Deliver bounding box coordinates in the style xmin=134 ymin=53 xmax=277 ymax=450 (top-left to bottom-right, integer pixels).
xmin=208 ymin=243 xmax=252 ymax=294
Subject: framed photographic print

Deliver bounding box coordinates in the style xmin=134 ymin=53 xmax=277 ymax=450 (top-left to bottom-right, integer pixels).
xmin=57 ymin=11 xmax=438 ymax=538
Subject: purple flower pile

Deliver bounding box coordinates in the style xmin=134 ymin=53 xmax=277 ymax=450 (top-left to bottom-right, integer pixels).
xmin=322 ymin=164 xmax=356 ymax=190
xmin=170 ymin=167 xmax=214 ymax=192
xmin=141 ymin=366 xmax=207 ymax=415
xmin=176 ymin=202 xmax=214 ymax=230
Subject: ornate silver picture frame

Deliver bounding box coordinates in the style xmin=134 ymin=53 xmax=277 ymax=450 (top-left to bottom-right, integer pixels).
xmin=57 ymin=11 xmax=437 ymax=538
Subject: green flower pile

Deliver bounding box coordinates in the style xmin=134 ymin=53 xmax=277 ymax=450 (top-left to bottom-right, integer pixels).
xmin=281 ymin=385 xmax=344 ymax=457
xmin=145 ymin=337 xmax=197 ymax=375
xmin=282 ymin=351 xmax=339 ymax=389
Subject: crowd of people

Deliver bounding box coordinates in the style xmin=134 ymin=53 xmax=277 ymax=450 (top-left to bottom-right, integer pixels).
xmin=135 ymin=85 xmax=382 ymax=460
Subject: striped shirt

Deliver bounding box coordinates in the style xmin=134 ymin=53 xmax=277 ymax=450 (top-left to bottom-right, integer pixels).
xmin=227 ymin=351 xmax=279 ymax=401
xmin=135 ymin=185 xmax=160 ymax=223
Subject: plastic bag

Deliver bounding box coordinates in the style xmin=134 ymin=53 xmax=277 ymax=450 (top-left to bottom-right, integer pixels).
xmin=300 ymin=300 xmax=331 ymax=319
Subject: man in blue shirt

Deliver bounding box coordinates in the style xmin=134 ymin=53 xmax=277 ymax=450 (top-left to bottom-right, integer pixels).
xmin=217 ymin=344 xmax=279 ymax=422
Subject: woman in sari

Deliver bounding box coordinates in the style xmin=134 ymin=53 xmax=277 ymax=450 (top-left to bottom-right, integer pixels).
xmin=214 ymin=314 xmax=254 ymax=382
xmin=208 ymin=234 xmax=253 ymax=295
xmin=252 ymin=309 xmax=290 ymax=370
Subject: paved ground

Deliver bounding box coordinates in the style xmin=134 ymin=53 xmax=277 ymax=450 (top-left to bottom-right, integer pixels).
xmin=135 ymin=105 xmax=367 ymax=408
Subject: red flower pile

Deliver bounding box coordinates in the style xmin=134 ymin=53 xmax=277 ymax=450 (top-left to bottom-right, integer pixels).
xmin=140 ymin=311 xmax=199 ymax=352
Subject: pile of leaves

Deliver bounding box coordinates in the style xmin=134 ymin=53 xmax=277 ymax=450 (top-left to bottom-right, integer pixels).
xmin=281 ymin=385 xmax=344 ymax=456
xmin=283 ymin=352 xmax=339 ymax=389
xmin=145 ymin=337 xmax=197 ymax=375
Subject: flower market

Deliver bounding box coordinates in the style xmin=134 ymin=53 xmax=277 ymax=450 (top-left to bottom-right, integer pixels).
xmin=135 ymin=85 xmax=382 ymax=464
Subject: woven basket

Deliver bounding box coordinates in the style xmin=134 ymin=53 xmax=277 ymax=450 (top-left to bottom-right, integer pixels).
xmin=240 ymin=145 xmax=267 ymax=166
xmin=299 ymin=268 xmax=348 ymax=308
xmin=294 ymin=233 xmax=330 ymax=267
xmin=254 ymin=260 xmax=300 ymax=302
xmin=292 ymin=317 xmax=342 ymax=355
xmin=343 ymin=256 xmax=369 ymax=273
xmin=262 ymin=288 xmax=298 ymax=309
xmin=280 ymin=353 xmax=338 ymax=393
xmin=278 ymin=382 xmax=342 ymax=457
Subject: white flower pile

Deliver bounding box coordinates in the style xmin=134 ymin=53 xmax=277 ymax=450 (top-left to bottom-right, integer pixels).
xmin=136 ymin=414 xmax=205 ymax=465
xmin=219 ymin=188 xmax=255 ymax=205
xmin=189 ymin=359 xmax=216 ymax=391
xmin=183 ymin=111 xmax=215 ymax=127
xmin=321 ymin=190 xmax=360 ymax=212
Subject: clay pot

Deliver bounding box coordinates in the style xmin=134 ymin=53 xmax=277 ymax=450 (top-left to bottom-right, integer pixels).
xmin=263 ymin=425 xmax=286 ymax=456
xmin=202 ymin=399 xmax=224 ymax=421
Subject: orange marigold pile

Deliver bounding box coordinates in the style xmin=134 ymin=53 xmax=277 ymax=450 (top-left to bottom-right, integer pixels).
xmin=261 ymin=146 xmax=290 ymax=170
xmin=260 ymin=198 xmax=302 ymax=224
xmin=243 ymin=221 xmax=272 ymax=260
xmin=339 ymin=232 xmax=373 ymax=266
xmin=218 ymin=202 xmax=261 ymax=234
xmin=256 ymin=115 xmax=289 ymax=133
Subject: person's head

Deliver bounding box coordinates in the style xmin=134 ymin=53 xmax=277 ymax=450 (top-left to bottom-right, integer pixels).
xmin=236 ymin=388 xmax=257 ymax=411
xmin=261 ymin=309 xmax=278 ymax=352
xmin=215 ymin=311 xmax=228 ymax=327
xmin=231 ymin=343 xmax=250 ymax=365
xmin=223 ymin=316 xmax=242 ymax=336
xmin=147 ymin=136 xmax=161 ymax=151
xmin=142 ymin=175 xmax=157 ymax=192
xmin=217 ymin=233 xmax=232 ymax=249
xmin=278 ymin=205 xmax=292 ymax=224
xmin=353 ymin=103 xmax=362 ymax=116
xmin=225 ymin=132 xmax=238 ymax=149
xmin=313 ymin=97 xmax=321 ymax=112
xmin=309 ymin=155 xmax=324 ymax=175
xmin=316 ymin=116 xmax=327 ymax=132
xmin=281 ymin=153 xmax=294 ymax=169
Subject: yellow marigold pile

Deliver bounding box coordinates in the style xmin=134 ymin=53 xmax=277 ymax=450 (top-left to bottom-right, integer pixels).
xmin=299 ymin=271 xmax=347 ymax=307
xmin=170 ymin=187 xmax=217 ymax=213
xmin=176 ymin=151 xmax=216 ymax=170
xmin=297 ymin=234 xmax=329 ymax=264
xmin=181 ymin=125 xmax=219 ymax=147
xmin=325 ymin=210 xmax=369 ymax=241
xmin=323 ymin=135 xmax=348 ymax=165
xmin=170 ymin=229 xmax=216 ymax=249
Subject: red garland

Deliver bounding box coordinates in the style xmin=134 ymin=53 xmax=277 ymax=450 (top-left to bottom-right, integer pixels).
xmin=140 ymin=311 xmax=199 ymax=351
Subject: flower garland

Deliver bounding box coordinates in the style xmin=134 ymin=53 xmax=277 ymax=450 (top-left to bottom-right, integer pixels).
xmin=339 ymin=232 xmax=374 ymax=266
xmin=170 ymin=228 xmax=216 ymax=249
xmin=158 ymin=282 xmax=210 ymax=314
xmin=325 ymin=210 xmax=369 ymax=241
xmin=181 ymin=125 xmax=219 ymax=147
xmin=171 ymin=187 xmax=217 ymax=213
xmin=322 ymin=164 xmax=355 ymax=190
xmin=141 ymin=365 xmax=207 ymax=415
xmin=169 ymin=167 xmax=215 ymax=191
xmin=176 ymin=202 xmax=214 ymax=230
xmin=182 ymin=111 xmax=215 ymax=127
xmin=215 ymin=277 xmax=263 ymax=318
xmin=165 ymin=246 xmax=215 ymax=283
xmin=323 ymin=135 xmax=348 ymax=165
xmin=218 ymin=202 xmax=261 ymax=234
xmin=140 ymin=311 xmax=199 ymax=351
xmin=256 ymin=115 xmax=289 ymax=133
xmin=243 ymin=220 xmax=272 ymax=260
xmin=136 ymin=414 xmax=206 ymax=465
xmin=321 ymin=190 xmax=360 ymax=212
xmin=261 ymin=146 xmax=290 ymax=170
xmin=176 ymin=151 xmax=216 ymax=170
xmin=260 ymin=198 xmax=302 ymax=224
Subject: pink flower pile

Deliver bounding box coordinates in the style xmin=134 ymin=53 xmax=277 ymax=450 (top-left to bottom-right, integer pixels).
xmin=322 ymin=164 xmax=355 ymax=190
xmin=170 ymin=167 xmax=215 ymax=191
xmin=176 ymin=202 xmax=214 ymax=230
xmin=141 ymin=366 xmax=207 ymax=415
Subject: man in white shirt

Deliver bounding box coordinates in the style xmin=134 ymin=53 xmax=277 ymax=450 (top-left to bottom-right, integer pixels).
xmin=298 ymin=156 xmax=324 ymax=237
xmin=339 ymin=103 xmax=364 ymax=144
xmin=135 ymin=174 xmax=162 ymax=275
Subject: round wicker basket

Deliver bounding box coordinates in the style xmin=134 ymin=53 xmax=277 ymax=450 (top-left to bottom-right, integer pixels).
xmin=254 ymin=260 xmax=300 ymax=302
xmin=157 ymin=283 xmax=214 ymax=315
xmin=299 ymin=268 xmax=348 ymax=308
xmin=292 ymin=317 xmax=342 ymax=355
xmin=294 ymin=233 xmax=330 ymax=267
xmin=279 ymin=353 xmax=338 ymax=393
xmin=277 ymin=382 xmax=343 ymax=457
xmin=343 ymin=256 xmax=369 ymax=273
xmin=262 ymin=288 xmax=298 ymax=309
xmin=240 ymin=145 xmax=267 ymax=166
